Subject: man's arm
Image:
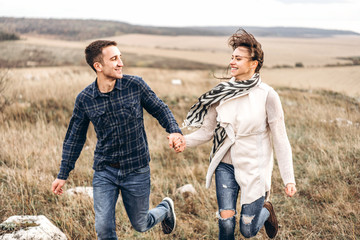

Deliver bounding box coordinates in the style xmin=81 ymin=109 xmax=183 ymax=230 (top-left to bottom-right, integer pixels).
xmin=138 ymin=77 xmax=186 ymax=151
xmin=140 ymin=81 xmax=180 ymax=133
xmin=52 ymin=95 xmax=90 ymax=195
xmin=57 ymin=100 xmax=90 ymax=180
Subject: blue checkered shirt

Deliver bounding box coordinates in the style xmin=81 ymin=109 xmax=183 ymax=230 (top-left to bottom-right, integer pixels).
xmin=57 ymin=75 xmax=182 ymax=180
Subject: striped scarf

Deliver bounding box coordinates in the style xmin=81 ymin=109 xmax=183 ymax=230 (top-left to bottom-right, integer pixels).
xmin=183 ymin=73 xmax=260 ymax=161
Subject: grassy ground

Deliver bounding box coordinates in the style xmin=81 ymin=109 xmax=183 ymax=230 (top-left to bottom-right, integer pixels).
xmin=0 ymin=67 xmax=359 ymax=239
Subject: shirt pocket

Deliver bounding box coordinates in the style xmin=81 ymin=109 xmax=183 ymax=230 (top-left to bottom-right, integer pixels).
xmin=112 ymin=101 xmax=141 ymax=126
xmin=88 ymin=108 xmax=109 ymax=129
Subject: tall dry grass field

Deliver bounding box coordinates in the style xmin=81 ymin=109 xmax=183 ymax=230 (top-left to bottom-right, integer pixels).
xmin=0 ymin=66 xmax=359 ymax=239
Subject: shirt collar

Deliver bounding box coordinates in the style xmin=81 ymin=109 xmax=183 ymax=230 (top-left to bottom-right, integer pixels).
xmin=114 ymin=78 xmax=122 ymax=91
xmin=91 ymin=78 xmax=122 ymax=98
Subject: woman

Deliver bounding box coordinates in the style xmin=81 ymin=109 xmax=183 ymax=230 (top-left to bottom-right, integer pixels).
xmin=179 ymin=29 xmax=297 ymax=239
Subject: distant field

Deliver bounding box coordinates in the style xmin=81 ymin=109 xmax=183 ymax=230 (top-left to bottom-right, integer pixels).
xmin=107 ymin=34 xmax=360 ymax=67
xmin=2 ymin=34 xmax=358 ymax=98
xmin=261 ymin=66 xmax=360 ymax=98
xmin=20 ymin=34 xmax=360 ymax=67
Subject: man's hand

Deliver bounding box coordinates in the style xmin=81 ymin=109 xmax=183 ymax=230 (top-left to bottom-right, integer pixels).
xmin=285 ymin=183 xmax=297 ymax=197
xmin=51 ymin=179 xmax=66 ymax=195
xmin=167 ymin=133 xmax=186 ymax=153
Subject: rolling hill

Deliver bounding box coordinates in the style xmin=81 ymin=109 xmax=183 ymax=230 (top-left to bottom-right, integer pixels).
xmin=0 ymin=17 xmax=359 ymax=41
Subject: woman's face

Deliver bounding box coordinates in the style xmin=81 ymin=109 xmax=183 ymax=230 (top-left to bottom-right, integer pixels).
xmin=229 ymin=47 xmax=258 ymax=81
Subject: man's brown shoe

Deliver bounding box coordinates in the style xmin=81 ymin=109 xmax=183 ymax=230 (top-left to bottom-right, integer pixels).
xmin=263 ymin=201 xmax=278 ymax=238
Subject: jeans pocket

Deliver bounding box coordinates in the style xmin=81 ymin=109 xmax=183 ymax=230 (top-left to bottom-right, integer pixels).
xmin=93 ymin=166 xmax=117 ymax=187
xmin=133 ymin=165 xmax=150 ymax=174
xmin=93 ymin=169 xmax=106 ymax=187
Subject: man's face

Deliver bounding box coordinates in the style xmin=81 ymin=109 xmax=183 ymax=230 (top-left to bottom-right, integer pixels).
xmin=97 ymin=45 xmax=124 ymax=80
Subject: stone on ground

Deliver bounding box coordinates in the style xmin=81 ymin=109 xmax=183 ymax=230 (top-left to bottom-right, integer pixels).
xmin=66 ymin=186 xmax=93 ymax=198
xmin=0 ymin=215 xmax=67 ymax=240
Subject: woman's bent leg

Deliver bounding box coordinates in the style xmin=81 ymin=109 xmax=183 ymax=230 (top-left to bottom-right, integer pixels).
xmin=239 ymin=196 xmax=270 ymax=238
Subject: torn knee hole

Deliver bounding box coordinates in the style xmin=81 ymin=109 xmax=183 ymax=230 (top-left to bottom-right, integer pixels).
xmin=242 ymin=215 xmax=255 ymax=225
xmin=220 ymin=210 xmax=235 ymax=219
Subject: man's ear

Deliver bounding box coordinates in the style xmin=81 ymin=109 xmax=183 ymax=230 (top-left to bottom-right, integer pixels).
xmin=94 ymin=62 xmax=102 ymax=72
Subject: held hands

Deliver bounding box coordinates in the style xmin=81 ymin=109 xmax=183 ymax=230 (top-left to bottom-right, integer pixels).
xmin=285 ymin=183 xmax=297 ymax=197
xmin=51 ymin=179 xmax=66 ymax=195
xmin=168 ymin=133 xmax=186 ymax=153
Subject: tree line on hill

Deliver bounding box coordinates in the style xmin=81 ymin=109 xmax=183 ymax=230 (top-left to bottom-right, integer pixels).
xmin=0 ymin=17 xmax=359 ymax=41
xmin=0 ymin=17 xmax=218 ymax=41
xmin=0 ymin=30 xmax=20 ymax=41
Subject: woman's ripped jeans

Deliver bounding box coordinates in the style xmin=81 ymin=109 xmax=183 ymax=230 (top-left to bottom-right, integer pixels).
xmin=215 ymin=163 xmax=270 ymax=239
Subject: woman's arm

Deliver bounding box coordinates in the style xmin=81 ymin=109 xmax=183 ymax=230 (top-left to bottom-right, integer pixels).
xmin=185 ymin=103 xmax=218 ymax=148
xmin=266 ymin=89 xmax=296 ymax=197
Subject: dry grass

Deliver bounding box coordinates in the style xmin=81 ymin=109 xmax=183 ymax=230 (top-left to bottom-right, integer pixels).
xmin=0 ymin=67 xmax=359 ymax=239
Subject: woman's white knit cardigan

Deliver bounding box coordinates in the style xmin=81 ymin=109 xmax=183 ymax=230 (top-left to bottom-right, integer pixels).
xmin=185 ymin=80 xmax=295 ymax=206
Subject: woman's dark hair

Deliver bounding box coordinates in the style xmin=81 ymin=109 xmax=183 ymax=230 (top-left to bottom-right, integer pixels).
xmin=228 ymin=28 xmax=264 ymax=73
xmin=85 ymin=40 xmax=118 ymax=72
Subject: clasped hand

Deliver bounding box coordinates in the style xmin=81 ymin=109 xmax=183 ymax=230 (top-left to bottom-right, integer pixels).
xmin=168 ymin=133 xmax=186 ymax=153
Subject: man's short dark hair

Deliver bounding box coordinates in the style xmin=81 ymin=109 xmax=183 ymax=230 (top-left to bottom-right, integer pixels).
xmin=228 ymin=28 xmax=264 ymax=73
xmin=85 ymin=40 xmax=118 ymax=72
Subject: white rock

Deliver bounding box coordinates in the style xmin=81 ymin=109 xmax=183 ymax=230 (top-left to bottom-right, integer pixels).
xmin=283 ymin=100 xmax=297 ymax=106
xmin=66 ymin=186 xmax=93 ymax=198
xmin=320 ymin=118 xmax=353 ymax=127
xmin=0 ymin=215 xmax=67 ymax=240
xmin=176 ymin=184 xmax=197 ymax=195
xmin=334 ymin=118 xmax=353 ymax=126
xmin=171 ymin=79 xmax=182 ymax=85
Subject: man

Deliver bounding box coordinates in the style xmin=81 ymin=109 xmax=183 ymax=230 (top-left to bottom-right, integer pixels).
xmin=51 ymin=40 xmax=186 ymax=239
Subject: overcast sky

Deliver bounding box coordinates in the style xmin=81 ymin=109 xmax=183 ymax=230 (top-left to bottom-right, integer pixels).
xmin=1 ymin=0 xmax=359 ymax=33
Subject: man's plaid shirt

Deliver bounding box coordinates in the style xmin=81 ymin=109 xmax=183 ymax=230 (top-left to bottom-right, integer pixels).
xmin=57 ymin=75 xmax=182 ymax=180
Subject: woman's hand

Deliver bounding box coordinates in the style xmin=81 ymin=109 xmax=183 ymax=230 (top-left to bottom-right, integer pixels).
xmin=285 ymin=183 xmax=297 ymax=197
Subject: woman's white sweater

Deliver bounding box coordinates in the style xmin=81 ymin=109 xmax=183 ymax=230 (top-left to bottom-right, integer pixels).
xmin=184 ymin=81 xmax=295 ymax=205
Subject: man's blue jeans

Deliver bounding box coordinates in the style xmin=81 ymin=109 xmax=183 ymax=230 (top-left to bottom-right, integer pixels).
xmin=93 ymin=164 xmax=170 ymax=240
xmin=215 ymin=162 xmax=270 ymax=239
